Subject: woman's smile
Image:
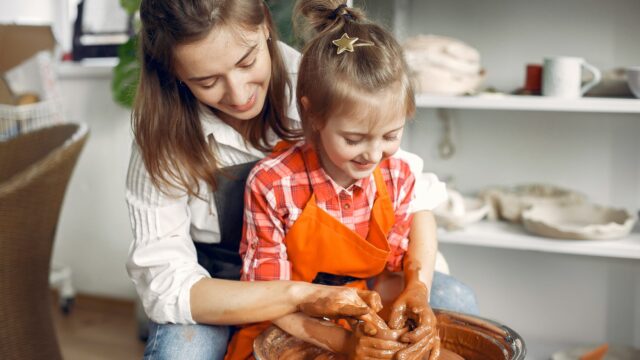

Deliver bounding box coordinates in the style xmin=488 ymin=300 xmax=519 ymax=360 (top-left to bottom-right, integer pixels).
xmin=229 ymin=91 xmax=257 ymax=113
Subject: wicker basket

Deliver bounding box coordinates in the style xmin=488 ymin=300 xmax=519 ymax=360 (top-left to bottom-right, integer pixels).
xmin=0 ymin=99 xmax=65 ymax=141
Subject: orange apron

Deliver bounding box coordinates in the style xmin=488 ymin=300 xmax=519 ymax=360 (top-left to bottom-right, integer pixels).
xmin=225 ymin=144 xmax=397 ymax=360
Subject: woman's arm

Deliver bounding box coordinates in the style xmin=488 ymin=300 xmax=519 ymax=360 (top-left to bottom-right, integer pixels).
xmin=126 ymin=145 xmax=210 ymax=325
xmin=127 ymin=146 xmax=378 ymax=326
xmin=191 ymin=279 xmax=377 ymax=325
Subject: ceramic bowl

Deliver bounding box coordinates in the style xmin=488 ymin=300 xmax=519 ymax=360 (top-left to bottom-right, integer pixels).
xmin=253 ymin=309 xmax=527 ymax=360
xmin=481 ymin=184 xmax=585 ymax=223
xmin=627 ymin=66 xmax=640 ymax=98
xmin=521 ymin=202 xmax=637 ymax=240
xmin=434 ymin=190 xmax=490 ymax=230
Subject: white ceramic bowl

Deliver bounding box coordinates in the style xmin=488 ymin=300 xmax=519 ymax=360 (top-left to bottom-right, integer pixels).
xmin=480 ymin=184 xmax=585 ymax=223
xmin=627 ymin=66 xmax=640 ymax=98
xmin=434 ymin=191 xmax=490 ymax=230
xmin=522 ymin=202 xmax=637 ymax=240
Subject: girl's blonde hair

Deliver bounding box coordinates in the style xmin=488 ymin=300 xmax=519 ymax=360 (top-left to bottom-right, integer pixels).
xmin=135 ymin=0 xmax=297 ymax=196
xmin=293 ymin=0 xmax=415 ymax=140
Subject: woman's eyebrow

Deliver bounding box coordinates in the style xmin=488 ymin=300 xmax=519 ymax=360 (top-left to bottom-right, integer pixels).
xmin=188 ymin=44 xmax=258 ymax=82
xmin=235 ymin=44 xmax=258 ymax=65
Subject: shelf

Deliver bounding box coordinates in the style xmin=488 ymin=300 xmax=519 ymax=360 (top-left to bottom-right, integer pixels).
xmin=438 ymin=220 xmax=640 ymax=260
xmin=415 ymin=94 xmax=640 ymax=114
xmin=56 ymin=58 xmax=117 ymax=79
xmin=523 ymin=338 xmax=585 ymax=360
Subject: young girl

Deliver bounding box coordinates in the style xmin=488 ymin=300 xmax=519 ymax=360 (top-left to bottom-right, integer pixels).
xmin=229 ymin=1 xmax=442 ymax=359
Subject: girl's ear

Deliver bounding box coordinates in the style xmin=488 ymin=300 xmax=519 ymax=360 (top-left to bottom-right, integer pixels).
xmin=301 ymin=96 xmax=310 ymax=111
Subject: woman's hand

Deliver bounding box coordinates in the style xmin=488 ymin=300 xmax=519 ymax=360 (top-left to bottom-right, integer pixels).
xmin=388 ymin=280 xmax=441 ymax=360
xmin=298 ymin=285 xmax=382 ymax=320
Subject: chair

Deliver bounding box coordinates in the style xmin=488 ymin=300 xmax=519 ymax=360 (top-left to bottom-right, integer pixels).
xmin=0 ymin=123 xmax=88 ymax=360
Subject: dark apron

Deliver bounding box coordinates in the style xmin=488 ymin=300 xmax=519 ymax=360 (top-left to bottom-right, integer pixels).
xmin=194 ymin=161 xmax=258 ymax=280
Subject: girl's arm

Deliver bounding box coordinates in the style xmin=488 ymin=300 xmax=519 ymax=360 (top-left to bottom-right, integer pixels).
xmin=273 ymin=313 xmax=349 ymax=353
xmin=406 ymin=210 xmax=438 ymax=290
xmin=388 ymin=211 xmax=442 ymax=360
xmin=273 ymin=313 xmax=406 ymax=358
xmin=382 ymin=160 xmax=441 ymax=358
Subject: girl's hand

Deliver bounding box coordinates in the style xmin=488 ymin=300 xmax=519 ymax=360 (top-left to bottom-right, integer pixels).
xmin=395 ymin=332 xmax=441 ymax=360
xmin=298 ymin=285 xmax=382 ymax=320
xmin=343 ymin=322 xmax=407 ymax=359
xmin=387 ymin=281 xmax=441 ymax=360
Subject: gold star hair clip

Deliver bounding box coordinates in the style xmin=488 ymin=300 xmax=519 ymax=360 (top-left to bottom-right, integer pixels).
xmin=332 ymin=33 xmax=374 ymax=55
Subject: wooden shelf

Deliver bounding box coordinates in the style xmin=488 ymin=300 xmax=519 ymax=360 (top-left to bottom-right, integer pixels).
xmin=415 ymin=94 xmax=640 ymax=114
xmin=438 ymin=220 xmax=640 ymax=260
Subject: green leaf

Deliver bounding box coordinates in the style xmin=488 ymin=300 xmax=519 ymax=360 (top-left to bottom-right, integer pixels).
xmin=111 ymin=36 xmax=140 ymax=108
xmin=120 ymin=0 xmax=141 ymax=16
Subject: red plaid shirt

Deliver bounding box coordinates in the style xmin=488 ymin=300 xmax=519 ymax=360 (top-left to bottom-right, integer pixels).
xmin=240 ymin=141 xmax=415 ymax=281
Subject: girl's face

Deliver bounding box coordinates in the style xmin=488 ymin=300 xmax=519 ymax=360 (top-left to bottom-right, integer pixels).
xmin=174 ymin=24 xmax=272 ymax=123
xmin=314 ymin=90 xmax=406 ymax=189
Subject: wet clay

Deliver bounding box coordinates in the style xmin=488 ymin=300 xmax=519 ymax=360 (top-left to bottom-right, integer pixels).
xmin=300 ymin=297 xmax=369 ymax=320
xmin=255 ymin=262 xmax=516 ymax=359
xmin=435 ymin=313 xmax=513 ymax=360
xmin=255 ymin=310 xmax=518 ymax=360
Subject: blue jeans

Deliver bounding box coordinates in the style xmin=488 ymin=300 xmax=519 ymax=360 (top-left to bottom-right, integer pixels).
xmin=143 ymin=321 xmax=230 ymax=360
xmin=142 ymin=272 xmax=478 ymax=359
xmin=429 ymin=271 xmax=480 ymax=315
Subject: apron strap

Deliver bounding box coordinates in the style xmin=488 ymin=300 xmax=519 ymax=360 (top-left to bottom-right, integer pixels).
xmin=195 ymin=160 xmax=258 ymax=280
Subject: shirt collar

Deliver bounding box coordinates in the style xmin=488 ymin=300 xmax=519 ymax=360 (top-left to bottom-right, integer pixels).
xmin=198 ymin=104 xmax=265 ymax=158
xmin=300 ymin=143 xmax=374 ymax=204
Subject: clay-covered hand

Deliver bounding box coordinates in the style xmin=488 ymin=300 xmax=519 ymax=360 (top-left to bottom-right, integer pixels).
xmin=342 ymin=321 xmax=407 ymax=359
xmin=388 ymin=281 xmax=441 ymax=360
xmin=299 ymin=286 xmax=382 ymax=320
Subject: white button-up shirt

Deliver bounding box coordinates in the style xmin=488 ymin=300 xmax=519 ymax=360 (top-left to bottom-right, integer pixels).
xmin=125 ymin=41 xmax=447 ymax=324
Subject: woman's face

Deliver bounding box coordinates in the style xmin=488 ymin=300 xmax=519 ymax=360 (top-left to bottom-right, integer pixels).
xmin=174 ymin=24 xmax=272 ymax=122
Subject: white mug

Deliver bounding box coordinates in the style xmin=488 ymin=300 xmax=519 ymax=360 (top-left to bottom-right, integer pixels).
xmin=542 ymin=57 xmax=602 ymax=98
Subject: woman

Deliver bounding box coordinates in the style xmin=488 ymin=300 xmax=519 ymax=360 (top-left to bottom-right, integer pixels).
xmin=125 ymin=0 xmax=478 ymax=359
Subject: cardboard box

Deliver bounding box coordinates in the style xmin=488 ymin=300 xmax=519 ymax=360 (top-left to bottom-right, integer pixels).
xmin=0 ymin=24 xmax=56 ymax=105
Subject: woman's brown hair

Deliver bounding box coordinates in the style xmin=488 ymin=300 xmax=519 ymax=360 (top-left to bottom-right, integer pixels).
xmin=134 ymin=0 xmax=297 ymax=196
xmin=293 ymin=0 xmax=415 ymax=141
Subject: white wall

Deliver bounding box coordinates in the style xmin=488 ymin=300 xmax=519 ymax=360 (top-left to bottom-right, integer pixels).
xmin=404 ymin=110 xmax=640 ymax=211
xmin=0 ymin=2 xmax=55 ymax=23
xmin=53 ymin=66 xmax=136 ymax=300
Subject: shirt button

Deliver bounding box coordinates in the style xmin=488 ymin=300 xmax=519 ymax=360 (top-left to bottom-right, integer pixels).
xmin=343 ymin=202 xmax=351 ymax=210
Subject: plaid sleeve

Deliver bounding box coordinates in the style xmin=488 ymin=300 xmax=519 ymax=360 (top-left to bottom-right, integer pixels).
xmin=385 ymin=161 xmax=416 ymax=272
xmin=240 ymin=169 xmax=292 ymax=281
